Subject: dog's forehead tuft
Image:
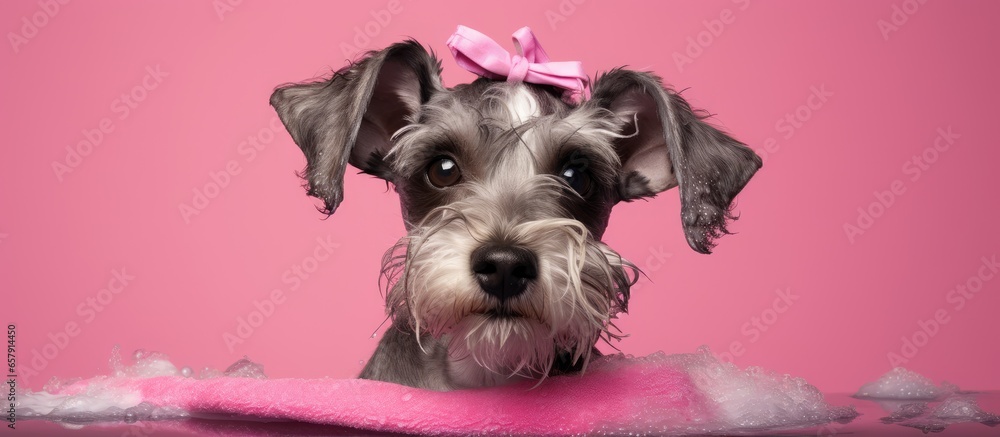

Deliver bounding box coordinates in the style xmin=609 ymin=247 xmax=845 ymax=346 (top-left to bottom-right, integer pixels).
xmin=493 ymin=85 xmax=541 ymax=125
xmin=449 ymin=81 xmax=566 ymax=122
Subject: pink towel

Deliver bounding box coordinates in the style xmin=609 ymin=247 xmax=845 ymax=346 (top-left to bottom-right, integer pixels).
xmin=18 ymin=349 xmax=857 ymax=435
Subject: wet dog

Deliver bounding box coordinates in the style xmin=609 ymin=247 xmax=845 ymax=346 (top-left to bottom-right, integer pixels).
xmin=270 ymin=27 xmax=761 ymax=390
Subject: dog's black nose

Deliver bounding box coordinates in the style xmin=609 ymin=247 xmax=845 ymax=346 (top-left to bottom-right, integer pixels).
xmin=470 ymin=245 xmax=538 ymax=301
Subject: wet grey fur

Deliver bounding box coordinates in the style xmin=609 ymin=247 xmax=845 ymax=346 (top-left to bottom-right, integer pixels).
xmin=270 ymin=40 xmax=761 ymax=390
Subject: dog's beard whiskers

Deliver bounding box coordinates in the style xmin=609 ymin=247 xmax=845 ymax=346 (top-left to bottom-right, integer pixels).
xmin=532 ymin=221 xmax=603 ymax=336
xmin=379 ymin=193 xmax=636 ymax=381
xmin=539 ymin=237 xmax=636 ymax=370
xmin=497 ymin=217 xmax=631 ymax=373
xmin=587 ymin=244 xmax=638 ymax=348
xmin=380 ymin=238 xmax=408 ymax=305
xmin=509 ymin=217 xmax=587 ymax=321
xmin=394 ymin=207 xmax=491 ymax=339
xmin=451 ymin=315 xmax=554 ymax=380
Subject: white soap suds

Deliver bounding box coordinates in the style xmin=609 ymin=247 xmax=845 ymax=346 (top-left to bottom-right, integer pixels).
xmin=223 ymin=356 xmax=268 ymax=379
xmin=585 ymin=347 xmax=857 ymax=435
xmin=932 ymin=395 xmax=1000 ymax=423
xmin=858 ymin=367 xmax=1000 ymax=433
xmin=888 ymin=397 xmax=1000 ymax=433
xmin=17 ymin=346 xmax=262 ymax=424
xmin=880 ymin=402 xmax=928 ymax=424
xmin=117 ymin=349 xmax=180 ymax=378
xmin=854 ymin=367 xmax=951 ymax=400
xmin=660 ymin=348 xmax=857 ymax=433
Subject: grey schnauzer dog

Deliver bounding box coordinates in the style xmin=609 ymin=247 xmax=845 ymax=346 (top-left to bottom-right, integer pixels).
xmin=270 ymin=40 xmax=761 ymax=390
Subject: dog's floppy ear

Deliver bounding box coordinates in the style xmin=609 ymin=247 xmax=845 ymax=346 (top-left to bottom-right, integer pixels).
xmin=270 ymin=41 xmax=443 ymax=215
xmin=590 ymin=69 xmax=762 ymax=254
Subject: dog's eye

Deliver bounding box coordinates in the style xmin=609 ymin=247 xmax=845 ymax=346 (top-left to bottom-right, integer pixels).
xmin=427 ymin=157 xmax=462 ymax=188
xmin=560 ymin=161 xmax=592 ymax=196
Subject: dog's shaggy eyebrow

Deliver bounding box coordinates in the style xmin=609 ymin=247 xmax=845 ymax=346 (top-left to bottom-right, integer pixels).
xmin=387 ymin=100 xmax=485 ymax=176
xmin=532 ymin=112 xmax=624 ymax=187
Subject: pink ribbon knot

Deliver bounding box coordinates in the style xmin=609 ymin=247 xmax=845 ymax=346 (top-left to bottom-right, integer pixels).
xmin=446 ymin=25 xmax=590 ymax=103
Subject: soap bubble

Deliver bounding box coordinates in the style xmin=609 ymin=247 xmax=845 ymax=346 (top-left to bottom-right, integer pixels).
xmin=223 ymin=356 xmax=267 ymax=379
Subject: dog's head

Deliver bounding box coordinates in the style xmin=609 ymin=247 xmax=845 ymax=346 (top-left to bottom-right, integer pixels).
xmin=271 ymin=41 xmax=761 ymax=384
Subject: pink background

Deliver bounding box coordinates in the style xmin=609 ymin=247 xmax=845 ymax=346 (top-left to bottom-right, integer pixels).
xmin=3 ymin=0 xmax=998 ymax=394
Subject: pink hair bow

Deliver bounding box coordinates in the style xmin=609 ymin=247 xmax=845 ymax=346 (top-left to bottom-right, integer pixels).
xmin=446 ymin=25 xmax=590 ymax=103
